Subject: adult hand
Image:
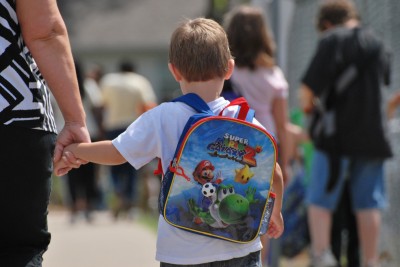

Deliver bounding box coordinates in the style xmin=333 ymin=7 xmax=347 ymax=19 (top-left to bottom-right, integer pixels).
xmin=53 ymin=122 xmax=91 ymax=176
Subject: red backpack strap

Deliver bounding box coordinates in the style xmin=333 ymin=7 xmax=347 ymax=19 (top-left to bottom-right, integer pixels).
xmin=154 ymin=158 xmax=163 ymax=176
xmin=219 ymin=97 xmax=253 ymax=121
xmin=154 ymin=158 xmax=191 ymax=181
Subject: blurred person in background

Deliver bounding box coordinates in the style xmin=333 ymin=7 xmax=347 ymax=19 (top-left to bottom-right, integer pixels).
xmin=224 ymin=5 xmax=290 ymax=185
xmin=83 ymin=63 xmax=105 ymax=139
xmin=224 ymin=5 xmax=290 ymax=267
xmin=100 ymin=60 xmax=157 ymax=219
xmin=387 ymin=91 xmax=400 ymax=120
xmin=0 ymin=0 xmax=90 ymax=266
xmin=299 ymin=1 xmax=392 ymax=267
xmin=66 ymin=61 xmax=104 ymax=223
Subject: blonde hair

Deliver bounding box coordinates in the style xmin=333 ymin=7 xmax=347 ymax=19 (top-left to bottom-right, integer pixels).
xmin=169 ymin=18 xmax=232 ymax=82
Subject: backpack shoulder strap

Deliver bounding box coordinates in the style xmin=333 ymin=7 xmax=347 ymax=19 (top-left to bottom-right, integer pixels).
xmin=219 ymin=97 xmax=255 ymax=122
xmin=154 ymin=95 xmax=255 ymax=176
xmin=172 ymin=93 xmax=213 ymax=115
xmin=154 ymin=93 xmax=213 ymax=176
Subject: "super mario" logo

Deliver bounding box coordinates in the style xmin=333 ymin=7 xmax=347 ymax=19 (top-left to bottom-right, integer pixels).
xmin=206 ymin=133 xmax=261 ymax=166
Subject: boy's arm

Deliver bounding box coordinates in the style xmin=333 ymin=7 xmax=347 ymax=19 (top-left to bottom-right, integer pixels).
xmin=267 ymin=162 xmax=284 ymax=239
xmin=66 ymin=141 xmax=126 ymax=165
xmin=54 ymin=141 xmax=127 ymax=176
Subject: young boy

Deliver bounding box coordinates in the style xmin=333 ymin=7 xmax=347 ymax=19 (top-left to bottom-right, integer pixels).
xmin=55 ymin=17 xmax=284 ymax=266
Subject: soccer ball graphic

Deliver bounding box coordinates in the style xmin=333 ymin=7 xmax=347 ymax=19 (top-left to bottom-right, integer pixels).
xmin=202 ymin=182 xmax=216 ymax=197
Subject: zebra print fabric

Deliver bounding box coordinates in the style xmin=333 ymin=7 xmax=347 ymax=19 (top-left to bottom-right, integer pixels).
xmin=0 ymin=0 xmax=57 ymax=133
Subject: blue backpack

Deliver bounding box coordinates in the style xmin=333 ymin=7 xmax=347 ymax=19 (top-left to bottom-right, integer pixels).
xmin=156 ymin=93 xmax=277 ymax=243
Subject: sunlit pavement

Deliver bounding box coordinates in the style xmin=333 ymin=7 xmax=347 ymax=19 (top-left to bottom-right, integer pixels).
xmin=43 ymin=209 xmax=158 ymax=267
xmin=43 ymin=208 xmax=311 ymax=267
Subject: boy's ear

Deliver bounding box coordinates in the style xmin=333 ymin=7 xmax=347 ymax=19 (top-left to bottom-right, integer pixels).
xmin=168 ymin=63 xmax=183 ymax=81
xmin=224 ymin=59 xmax=235 ymax=80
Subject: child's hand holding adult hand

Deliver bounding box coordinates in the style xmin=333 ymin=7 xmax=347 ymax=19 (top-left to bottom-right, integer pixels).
xmin=53 ymin=145 xmax=85 ymax=176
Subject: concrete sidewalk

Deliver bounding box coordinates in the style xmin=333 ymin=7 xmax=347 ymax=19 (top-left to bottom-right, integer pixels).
xmin=43 ymin=210 xmax=158 ymax=267
xmin=43 ymin=209 xmax=311 ymax=267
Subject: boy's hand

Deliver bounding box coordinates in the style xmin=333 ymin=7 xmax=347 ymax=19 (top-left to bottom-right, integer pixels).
xmin=53 ymin=146 xmax=82 ymax=176
xmin=267 ymin=211 xmax=284 ymax=239
xmin=53 ymin=123 xmax=90 ymax=176
xmin=54 ymin=157 xmax=69 ymax=177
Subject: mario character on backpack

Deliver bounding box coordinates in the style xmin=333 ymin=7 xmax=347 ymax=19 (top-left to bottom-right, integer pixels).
xmin=193 ymin=160 xmax=223 ymax=185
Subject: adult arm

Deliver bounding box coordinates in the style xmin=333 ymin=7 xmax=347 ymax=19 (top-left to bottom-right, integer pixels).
xmin=16 ymin=0 xmax=90 ymax=174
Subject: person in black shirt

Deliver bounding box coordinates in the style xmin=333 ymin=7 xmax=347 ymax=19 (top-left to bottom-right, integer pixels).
xmin=299 ymin=1 xmax=391 ymax=267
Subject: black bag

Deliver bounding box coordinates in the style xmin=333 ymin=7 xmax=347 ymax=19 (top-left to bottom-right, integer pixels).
xmin=308 ymin=61 xmax=359 ymax=192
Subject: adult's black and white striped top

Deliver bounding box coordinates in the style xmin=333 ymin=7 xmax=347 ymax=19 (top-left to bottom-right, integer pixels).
xmin=0 ymin=0 xmax=57 ymax=133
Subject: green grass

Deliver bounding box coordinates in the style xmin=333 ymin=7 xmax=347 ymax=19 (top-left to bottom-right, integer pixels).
xmin=136 ymin=211 xmax=159 ymax=233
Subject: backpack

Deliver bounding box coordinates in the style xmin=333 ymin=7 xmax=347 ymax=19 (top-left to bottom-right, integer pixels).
xmin=156 ymin=93 xmax=277 ymax=243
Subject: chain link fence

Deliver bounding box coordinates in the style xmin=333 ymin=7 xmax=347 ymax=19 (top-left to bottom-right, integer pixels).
xmin=286 ymin=1 xmax=400 ymax=266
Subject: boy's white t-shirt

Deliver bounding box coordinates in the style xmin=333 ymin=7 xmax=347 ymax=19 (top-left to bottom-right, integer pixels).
xmin=112 ymin=97 xmax=262 ymax=264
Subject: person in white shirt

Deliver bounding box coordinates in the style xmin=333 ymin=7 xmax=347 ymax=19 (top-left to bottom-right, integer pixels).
xmin=100 ymin=61 xmax=157 ymax=218
xmin=55 ymin=18 xmax=284 ymax=266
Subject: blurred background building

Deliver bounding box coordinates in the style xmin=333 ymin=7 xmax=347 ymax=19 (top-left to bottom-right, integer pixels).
xmin=59 ymin=0 xmax=400 ymax=104
xmin=59 ymin=0 xmax=209 ymax=100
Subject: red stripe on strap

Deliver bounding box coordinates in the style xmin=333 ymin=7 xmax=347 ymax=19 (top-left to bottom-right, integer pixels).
xmin=219 ymin=97 xmax=250 ymax=121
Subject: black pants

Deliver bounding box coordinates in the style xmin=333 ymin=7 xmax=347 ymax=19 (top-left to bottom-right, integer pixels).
xmin=0 ymin=126 xmax=56 ymax=267
xmin=67 ymin=162 xmax=98 ymax=208
xmin=107 ymin=129 xmax=137 ymax=205
xmin=331 ymin=180 xmax=360 ymax=267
